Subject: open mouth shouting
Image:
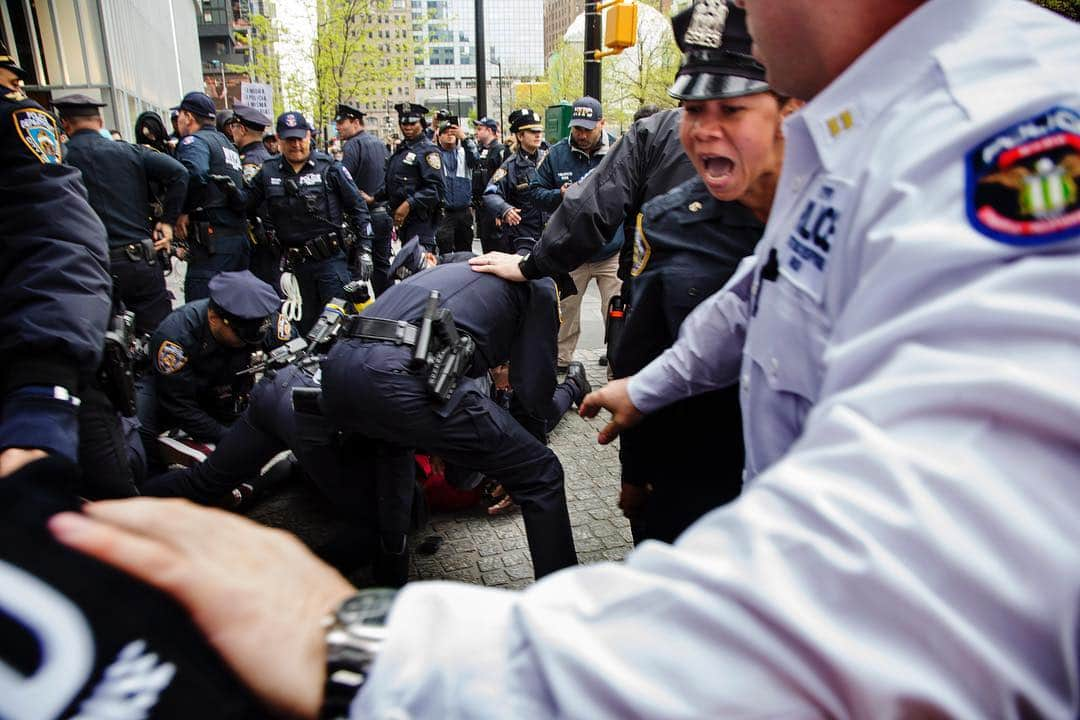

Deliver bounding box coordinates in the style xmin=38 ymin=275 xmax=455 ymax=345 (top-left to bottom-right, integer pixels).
xmin=700 ymin=153 xmax=736 ymax=194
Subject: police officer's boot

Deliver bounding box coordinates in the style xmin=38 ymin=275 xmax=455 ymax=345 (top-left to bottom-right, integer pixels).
xmin=564 ymin=361 xmax=592 ymax=407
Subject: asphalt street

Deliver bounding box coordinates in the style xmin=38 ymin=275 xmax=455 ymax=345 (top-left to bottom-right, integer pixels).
xmin=165 ymin=245 xmax=631 ymax=589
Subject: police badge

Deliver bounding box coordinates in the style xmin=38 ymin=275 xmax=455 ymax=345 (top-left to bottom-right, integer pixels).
xmin=684 ymin=0 xmax=728 ymax=49
xmin=427 ymin=152 xmax=442 ymax=170
xmin=156 ymin=340 xmax=188 ymax=375
xmin=631 ymin=212 xmax=652 ymax=277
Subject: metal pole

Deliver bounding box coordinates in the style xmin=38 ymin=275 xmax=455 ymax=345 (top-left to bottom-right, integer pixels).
xmin=584 ymin=0 xmax=602 ymax=101
xmin=219 ymin=62 xmax=228 ymax=108
xmin=474 ymin=0 xmax=487 ymax=117
xmin=497 ymin=62 xmax=503 ymax=138
xmin=445 ymin=82 xmax=450 ymax=109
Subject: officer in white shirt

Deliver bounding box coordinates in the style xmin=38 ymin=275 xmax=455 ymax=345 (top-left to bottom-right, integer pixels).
xmin=46 ymin=1 xmax=1080 ymax=718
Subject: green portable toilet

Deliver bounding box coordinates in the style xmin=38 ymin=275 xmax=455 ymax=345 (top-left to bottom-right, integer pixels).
xmin=545 ymin=101 xmax=572 ymax=143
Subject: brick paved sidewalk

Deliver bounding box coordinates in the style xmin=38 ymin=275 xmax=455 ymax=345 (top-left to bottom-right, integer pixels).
xmin=406 ymin=347 xmax=631 ymax=588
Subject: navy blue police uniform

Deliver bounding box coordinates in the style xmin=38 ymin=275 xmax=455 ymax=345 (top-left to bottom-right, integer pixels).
xmin=174 ymin=92 xmax=250 ymax=301
xmin=136 ymin=271 xmax=294 ymax=467
xmin=56 ymin=94 xmax=188 ymax=335
xmin=616 ymin=177 xmax=763 ymax=543
xmin=483 ymin=109 xmax=548 ymax=254
xmin=320 ymin=260 xmax=589 ymax=579
xmin=472 ymin=117 xmax=510 ymax=253
xmin=337 ymin=103 xmax=393 ymax=295
xmin=230 ymin=104 xmax=281 ymax=292
xmin=381 ymin=103 xmax=444 ymax=252
xmin=0 ymin=56 xmax=112 ymax=468
xmin=247 ymin=111 xmax=372 ymax=335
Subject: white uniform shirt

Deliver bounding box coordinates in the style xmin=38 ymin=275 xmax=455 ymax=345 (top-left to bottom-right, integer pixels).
xmin=355 ymin=1 xmax=1080 ymax=717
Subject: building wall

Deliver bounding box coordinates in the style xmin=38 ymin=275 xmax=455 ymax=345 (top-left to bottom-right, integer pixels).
xmin=543 ymin=0 xmax=579 ymax=62
xmin=1 ymin=0 xmax=201 ymax=138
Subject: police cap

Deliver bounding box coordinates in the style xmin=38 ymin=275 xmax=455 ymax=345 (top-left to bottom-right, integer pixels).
xmin=395 ymin=102 xmax=428 ymax=124
xmin=476 ymin=117 xmax=499 ymax=131
xmin=52 ymin=93 xmax=107 ymax=118
xmin=668 ymin=0 xmax=769 ymax=101
xmin=276 ymin=111 xmax=310 ymax=139
xmin=178 ymin=91 xmax=217 ymax=119
xmin=208 ymin=271 xmax=280 ymax=344
xmin=568 ymin=96 xmax=603 ymax=130
xmin=509 ymin=108 xmax=543 ymax=133
xmin=232 ymin=102 xmax=270 ymax=130
xmin=389 ymin=237 xmax=430 ymax=281
xmin=335 ymin=103 xmax=365 ymax=122
xmin=0 ymin=39 xmax=26 ymax=81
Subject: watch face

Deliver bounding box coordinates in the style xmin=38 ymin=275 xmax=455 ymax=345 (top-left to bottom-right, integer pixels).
xmin=337 ymin=588 xmax=397 ymax=626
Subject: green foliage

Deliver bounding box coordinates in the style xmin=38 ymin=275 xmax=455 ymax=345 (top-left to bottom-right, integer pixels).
xmin=1030 ymin=0 xmax=1080 ymax=21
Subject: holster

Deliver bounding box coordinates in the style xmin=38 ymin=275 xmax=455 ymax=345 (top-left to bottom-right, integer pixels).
xmin=98 ymin=312 xmax=137 ymax=416
xmin=605 ymin=295 xmax=627 ymax=375
xmin=193 ymin=220 xmax=216 ymax=255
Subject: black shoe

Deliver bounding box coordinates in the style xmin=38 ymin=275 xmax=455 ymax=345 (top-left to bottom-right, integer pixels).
xmin=565 ymin=361 xmax=591 ymax=406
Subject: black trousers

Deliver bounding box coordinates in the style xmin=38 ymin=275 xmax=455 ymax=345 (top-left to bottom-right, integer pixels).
xmin=436 ymin=207 xmax=474 ymax=255
xmin=321 ymin=341 xmax=578 ymax=578
xmin=476 ymin=206 xmax=505 ymax=254
xmin=77 ymin=386 xmax=141 ymax=499
xmin=369 ymin=205 xmax=393 ymax=297
xmin=110 ymin=252 xmax=171 ymax=335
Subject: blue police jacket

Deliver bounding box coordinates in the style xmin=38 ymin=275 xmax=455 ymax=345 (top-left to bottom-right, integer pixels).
xmin=0 ymin=86 xmax=111 ymax=462
xmin=64 ymin=129 xmax=188 ymax=246
xmin=341 ymin=131 xmax=389 ymax=200
xmin=176 ymin=125 xmax=247 ymax=231
xmin=532 ymin=133 xmax=621 ymax=261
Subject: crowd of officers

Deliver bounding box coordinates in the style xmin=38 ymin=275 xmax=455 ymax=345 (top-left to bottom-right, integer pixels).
xmin=4 ymin=0 xmax=798 ymax=586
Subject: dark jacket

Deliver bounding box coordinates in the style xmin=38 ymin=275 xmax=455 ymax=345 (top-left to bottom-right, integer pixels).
xmin=64 ymin=129 xmax=188 ymax=246
xmin=521 ymin=108 xmax=696 ymax=282
xmin=380 ymin=136 xmax=444 ymax=221
xmin=341 ymin=131 xmax=389 ymax=199
xmin=176 ymin=126 xmax=247 ymax=231
xmin=0 ymin=87 xmax=111 ymax=461
xmin=472 ymin=139 xmax=508 ymax=204
xmin=483 ymin=147 xmax=548 ymax=248
xmin=247 ymin=152 xmax=372 ymax=252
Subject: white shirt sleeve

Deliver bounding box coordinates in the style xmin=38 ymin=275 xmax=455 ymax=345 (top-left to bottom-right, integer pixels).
xmin=627 ymin=254 xmax=756 ymax=414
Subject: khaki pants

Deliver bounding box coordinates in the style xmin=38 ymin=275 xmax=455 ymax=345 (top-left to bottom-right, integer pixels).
xmin=557 ymin=252 xmax=622 ymax=366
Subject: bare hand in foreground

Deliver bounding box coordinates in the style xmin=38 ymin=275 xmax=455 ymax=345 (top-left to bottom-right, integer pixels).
xmin=502 ymin=207 xmax=522 ymax=226
xmin=0 ymin=448 xmax=48 ymax=477
xmin=578 ymin=377 xmax=644 ymax=444
xmin=49 ymin=499 xmax=356 ymax=720
xmin=468 ymin=252 xmax=527 ymax=282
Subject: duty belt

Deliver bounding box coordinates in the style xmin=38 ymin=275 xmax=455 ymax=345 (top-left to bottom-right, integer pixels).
xmin=109 ymin=238 xmax=156 ymax=264
xmin=284 ymin=233 xmax=343 ymax=268
xmin=341 ymin=316 xmax=420 ymax=346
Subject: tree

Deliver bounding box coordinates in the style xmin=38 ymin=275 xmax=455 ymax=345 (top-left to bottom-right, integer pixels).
xmin=1031 ymin=0 xmax=1080 ymax=21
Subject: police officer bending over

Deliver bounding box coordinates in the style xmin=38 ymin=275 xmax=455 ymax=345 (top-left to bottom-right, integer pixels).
xmin=136 ymin=271 xmax=294 ymax=470
xmin=483 ymin=108 xmax=548 ymax=254
xmin=55 ymin=93 xmax=188 ymax=336
xmin=319 ymin=241 xmax=590 ymax=579
xmin=0 ymin=43 xmax=111 ymax=478
xmin=380 ymin=103 xmax=444 ymax=252
xmin=173 ymin=91 xmax=249 ymax=302
xmin=247 ymin=111 xmax=372 ymax=335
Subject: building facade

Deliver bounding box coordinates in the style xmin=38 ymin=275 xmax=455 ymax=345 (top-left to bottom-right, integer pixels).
xmin=2 ymin=0 xmax=202 ymax=138
xmin=198 ymin=0 xmax=278 ymax=111
xmin=411 ymin=0 xmax=544 ymax=125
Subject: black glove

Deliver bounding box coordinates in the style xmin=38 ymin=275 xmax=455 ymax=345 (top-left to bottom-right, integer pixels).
xmin=358 ymin=252 xmax=373 ymax=282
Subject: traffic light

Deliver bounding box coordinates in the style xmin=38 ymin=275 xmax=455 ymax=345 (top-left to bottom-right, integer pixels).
xmin=604 ymin=1 xmax=638 ymax=54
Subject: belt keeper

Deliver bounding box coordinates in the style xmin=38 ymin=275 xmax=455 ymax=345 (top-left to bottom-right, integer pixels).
xmin=395 ymin=321 xmax=408 ymax=344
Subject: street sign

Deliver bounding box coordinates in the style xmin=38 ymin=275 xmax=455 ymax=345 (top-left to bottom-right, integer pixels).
xmin=241 ymin=82 xmax=273 ymax=119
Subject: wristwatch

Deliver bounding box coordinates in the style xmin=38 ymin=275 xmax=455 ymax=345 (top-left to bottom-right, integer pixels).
xmin=318 ymin=588 xmax=397 ymax=720
xmin=517 ymin=251 xmax=541 ymax=280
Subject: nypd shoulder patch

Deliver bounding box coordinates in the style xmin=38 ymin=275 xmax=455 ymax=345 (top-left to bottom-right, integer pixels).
xmin=631 ymin=212 xmax=652 ymax=277
xmin=13 ymin=109 xmax=62 ymax=164
xmin=491 ymin=167 xmax=507 ymax=183
xmin=426 ymin=152 xmax=442 ymax=170
xmin=156 ymin=340 xmax=188 ymax=375
xmin=968 ymin=106 xmax=1080 ymax=245
xmin=182 ymin=135 xmax=195 ymax=145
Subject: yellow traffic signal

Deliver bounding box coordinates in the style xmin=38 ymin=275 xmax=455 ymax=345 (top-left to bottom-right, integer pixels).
xmin=604 ymin=1 xmax=638 ymax=53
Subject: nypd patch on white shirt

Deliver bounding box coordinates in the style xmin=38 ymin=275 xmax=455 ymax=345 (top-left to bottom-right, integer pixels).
xmin=777 ymin=175 xmax=852 ymax=303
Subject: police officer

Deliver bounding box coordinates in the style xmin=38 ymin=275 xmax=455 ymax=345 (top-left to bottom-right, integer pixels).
xmin=615 ymin=1 xmax=795 ymax=543
xmin=381 ymin=103 xmax=444 ymax=253
xmin=55 ymin=94 xmax=188 ymax=335
xmin=0 ymin=42 xmax=112 ymax=478
xmin=174 ymin=91 xmax=249 ymax=302
xmin=319 ymin=252 xmax=590 ymax=580
xmin=472 ymin=117 xmax=509 ymax=253
xmin=247 ymin=111 xmax=373 ymax=334
xmin=482 ymin=108 xmax=547 ymax=254
xmin=136 ymin=270 xmax=294 ymax=468
xmin=335 ymin=103 xmax=392 ymax=294
xmin=531 ymin=96 xmax=623 ymax=369
xmin=229 ymin=103 xmax=281 ymax=292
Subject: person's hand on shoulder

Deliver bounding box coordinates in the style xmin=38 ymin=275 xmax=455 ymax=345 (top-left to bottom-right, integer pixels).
xmin=469 ymin=251 xmax=527 ymax=282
